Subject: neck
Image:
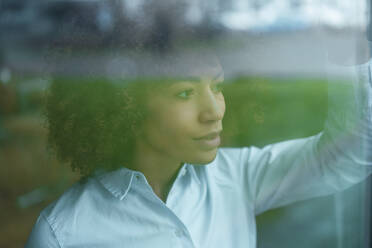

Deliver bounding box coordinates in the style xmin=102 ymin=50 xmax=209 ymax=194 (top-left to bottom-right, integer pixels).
xmin=129 ymin=140 xmax=183 ymax=202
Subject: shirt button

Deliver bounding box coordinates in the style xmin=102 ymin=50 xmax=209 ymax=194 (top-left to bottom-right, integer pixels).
xmin=135 ymin=175 xmax=140 ymax=180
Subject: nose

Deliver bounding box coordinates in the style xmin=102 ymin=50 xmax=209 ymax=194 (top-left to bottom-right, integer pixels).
xmin=198 ymin=90 xmax=225 ymax=123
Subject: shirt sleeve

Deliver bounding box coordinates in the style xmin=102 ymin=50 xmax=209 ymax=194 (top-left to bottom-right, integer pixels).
xmin=25 ymin=213 xmax=61 ymax=248
xmin=240 ymin=61 xmax=372 ymax=215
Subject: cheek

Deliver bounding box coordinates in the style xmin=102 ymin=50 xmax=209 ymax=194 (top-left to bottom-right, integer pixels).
xmin=162 ymin=107 xmax=197 ymax=136
xmin=219 ymin=95 xmax=226 ymax=117
xmin=147 ymin=103 xmax=197 ymax=138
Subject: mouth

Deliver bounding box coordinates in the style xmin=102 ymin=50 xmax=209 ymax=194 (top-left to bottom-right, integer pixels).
xmin=193 ymin=131 xmax=222 ymax=149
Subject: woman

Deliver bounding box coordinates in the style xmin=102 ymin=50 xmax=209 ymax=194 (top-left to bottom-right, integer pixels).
xmin=25 ymin=49 xmax=371 ymax=247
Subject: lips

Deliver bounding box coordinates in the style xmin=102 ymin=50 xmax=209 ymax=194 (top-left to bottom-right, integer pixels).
xmin=193 ymin=131 xmax=222 ymax=149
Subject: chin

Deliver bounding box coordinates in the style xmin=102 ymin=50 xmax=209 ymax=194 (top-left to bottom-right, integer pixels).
xmin=189 ymin=148 xmax=218 ymax=165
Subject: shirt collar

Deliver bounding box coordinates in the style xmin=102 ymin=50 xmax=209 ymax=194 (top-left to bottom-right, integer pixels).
xmin=96 ymin=164 xmax=201 ymax=200
xmin=95 ymin=167 xmax=135 ymax=200
xmin=185 ymin=163 xmax=201 ymax=185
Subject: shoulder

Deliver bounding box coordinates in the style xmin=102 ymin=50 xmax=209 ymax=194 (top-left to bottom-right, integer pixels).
xmin=216 ymin=147 xmax=251 ymax=163
xmin=198 ymin=147 xmax=252 ymax=183
xmin=200 ymin=145 xmax=284 ymax=184
xmin=43 ymin=178 xmax=100 ymax=222
xmin=36 ymin=177 xmax=110 ymax=245
xmin=212 ymin=147 xmax=253 ymax=170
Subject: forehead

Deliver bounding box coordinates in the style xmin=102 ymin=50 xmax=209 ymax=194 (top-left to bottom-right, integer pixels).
xmin=165 ymin=52 xmax=224 ymax=82
xmin=137 ymin=50 xmax=223 ymax=79
xmin=186 ymin=62 xmax=224 ymax=82
xmin=159 ymin=63 xmax=223 ymax=89
xmin=128 ymin=51 xmax=224 ymax=89
xmin=183 ymin=53 xmax=222 ymax=77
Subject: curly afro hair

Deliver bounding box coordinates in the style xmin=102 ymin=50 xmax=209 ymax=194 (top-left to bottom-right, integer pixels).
xmin=45 ymin=77 xmax=147 ymax=179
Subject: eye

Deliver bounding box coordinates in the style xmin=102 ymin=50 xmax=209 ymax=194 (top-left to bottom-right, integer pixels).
xmin=176 ymin=89 xmax=194 ymax=99
xmin=211 ymin=83 xmax=224 ymax=94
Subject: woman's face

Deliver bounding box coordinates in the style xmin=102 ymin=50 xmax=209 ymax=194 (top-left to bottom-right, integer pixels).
xmin=137 ymin=62 xmax=225 ymax=165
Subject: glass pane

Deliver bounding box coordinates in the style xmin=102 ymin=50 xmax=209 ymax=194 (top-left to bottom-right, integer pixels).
xmin=0 ymin=0 xmax=370 ymax=247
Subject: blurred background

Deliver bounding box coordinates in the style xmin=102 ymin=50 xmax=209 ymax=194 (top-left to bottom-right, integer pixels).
xmin=0 ymin=0 xmax=371 ymax=247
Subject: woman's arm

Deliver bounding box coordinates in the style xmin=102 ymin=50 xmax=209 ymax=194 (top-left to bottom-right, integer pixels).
xmin=238 ymin=61 xmax=372 ymax=215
